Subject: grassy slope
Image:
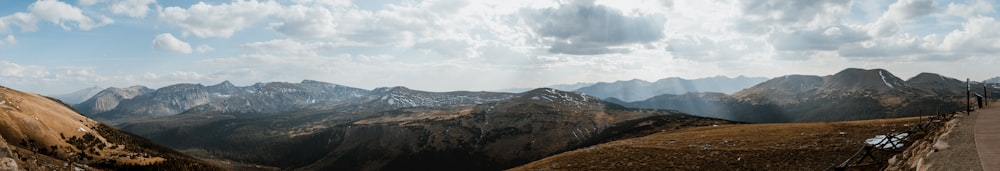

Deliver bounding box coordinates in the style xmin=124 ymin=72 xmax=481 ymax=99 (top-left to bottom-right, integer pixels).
xmin=0 ymin=86 xmax=224 ymax=170
xmin=512 ymin=117 xmax=923 ymax=170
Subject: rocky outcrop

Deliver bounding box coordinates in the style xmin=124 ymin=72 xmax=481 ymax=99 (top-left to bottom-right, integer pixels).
xmin=73 ymin=85 xmax=153 ymax=115
xmin=884 ymin=115 xmax=961 ymax=170
xmin=0 ymin=135 xmax=19 ymax=171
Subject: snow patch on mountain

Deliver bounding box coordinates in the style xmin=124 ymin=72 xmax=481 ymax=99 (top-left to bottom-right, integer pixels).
xmin=524 ymin=88 xmax=601 ymax=108
xmin=879 ymin=71 xmax=894 ymax=88
xmin=371 ymin=87 xmax=514 ymax=108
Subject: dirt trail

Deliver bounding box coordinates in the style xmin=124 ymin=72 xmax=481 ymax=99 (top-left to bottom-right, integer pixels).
xmin=976 ymin=105 xmax=1000 ymax=171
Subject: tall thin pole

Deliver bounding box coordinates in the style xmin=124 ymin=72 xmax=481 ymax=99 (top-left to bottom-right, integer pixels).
xmin=968 ymin=78 xmax=971 ymax=114
xmin=986 ymin=84 xmax=990 ymax=107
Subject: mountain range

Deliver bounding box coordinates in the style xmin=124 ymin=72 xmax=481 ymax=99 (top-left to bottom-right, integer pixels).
xmin=70 ymin=80 xmax=359 ymax=124
xmin=114 ymin=88 xmax=730 ymax=170
xmin=986 ymin=76 xmax=1000 ymax=83
xmin=53 ymin=80 xmax=736 ymax=170
xmin=48 ymin=86 xmax=104 ymax=105
xmin=73 ymin=85 xmax=154 ymax=118
xmin=0 ymin=85 xmax=222 ymax=170
xmin=495 ymin=82 xmax=595 ymax=93
xmin=43 ymin=67 xmax=996 ymax=170
xmin=574 ymin=76 xmax=769 ymax=102
xmin=620 ymin=68 xmax=998 ymax=123
xmin=495 ymin=76 xmax=768 ymax=102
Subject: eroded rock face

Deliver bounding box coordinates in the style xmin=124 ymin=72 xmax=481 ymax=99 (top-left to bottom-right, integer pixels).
xmin=0 ymin=135 xmax=20 ymax=171
xmin=884 ymin=116 xmax=960 ymax=171
xmin=0 ymin=158 xmax=17 ymax=171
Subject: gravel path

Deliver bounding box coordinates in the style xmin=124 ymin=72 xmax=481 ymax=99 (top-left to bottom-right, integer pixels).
xmin=976 ymin=105 xmax=1000 ymax=171
xmin=923 ymin=111 xmax=982 ymax=171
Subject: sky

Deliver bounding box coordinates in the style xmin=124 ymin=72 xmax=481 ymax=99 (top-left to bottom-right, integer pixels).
xmin=0 ymin=0 xmax=999 ymax=95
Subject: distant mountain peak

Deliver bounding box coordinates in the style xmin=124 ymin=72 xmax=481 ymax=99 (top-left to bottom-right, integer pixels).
xmin=986 ymin=76 xmax=1000 ymax=83
xmin=823 ymin=68 xmax=907 ymax=91
xmin=374 ymin=86 xmax=411 ymax=93
xmin=575 ymin=76 xmax=769 ymax=102
xmin=300 ymin=79 xmax=330 ymax=85
xmin=906 ymin=72 xmax=970 ymax=96
xmin=213 ymin=80 xmax=235 ymax=87
xmin=617 ymin=79 xmax=649 ymax=83
xmin=522 ymin=87 xmax=557 ymax=94
xmin=520 ymin=88 xmax=597 ymax=104
xmin=48 ymin=85 xmax=107 ymax=105
xmin=125 ymin=85 xmax=149 ymax=90
xmin=908 ymin=72 xmax=956 ymax=83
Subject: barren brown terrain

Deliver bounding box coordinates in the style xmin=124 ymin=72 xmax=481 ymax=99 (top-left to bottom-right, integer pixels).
xmin=511 ymin=117 xmax=924 ymax=170
xmin=0 ymin=85 xmax=223 ymax=170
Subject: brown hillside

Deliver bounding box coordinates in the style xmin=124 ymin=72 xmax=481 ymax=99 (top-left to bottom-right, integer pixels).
xmin=511 ymin=117 xmax=922 ymax=170
xmin=0 ymin=85 xmax=223 ymax=170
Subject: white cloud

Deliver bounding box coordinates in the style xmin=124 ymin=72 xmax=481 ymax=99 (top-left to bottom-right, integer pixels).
xmin=269 ymin=0 xmax=513 ymax=56
xmin=290 ymin=0 xmax=351 ymax=7
xmin=6 ymin=35 xmax=15 ymax=44
xmin=0 ymin=61 xmax=219 ymax=94
xmin=520 ymin=0 xmax=666 ymax=55
xmin=839 ymin=15 xmax=1000 ymax=61
xmin=0 ymin=13 xmax=35 ymax=34
xmin=166 ymin=71 xmax=208 ymax=81
xmin=78 ymin=0 xmax=100 ymax=6
xmin=0 ymin=61 xmax=48 ymax=78
xmin=940 ymin=16 xmax=1000 ymax=54
xmin=240 ymin=39 xmax=337 ymax=56
xmin=0 ymin=35 xmax=15 ymax=46
xmin=5 ymin=0 xmax=1000 ymax=95
xmin=158 ymin=0 xmax=282 ymax=38
xmin=412 ymin=38 xmax=478 ymax=58
xmin=838 ymin=34 xmax=929 ymax=59
xmin=0 ymin=0 xmax=113 ymax=33
xmin=110 ymin=0 xmax=156 ymax=18
xmin=666 ymin=35 xmax=763 ymax=62
xmin=769 ymin=25 xmax=871 ymax=51
xmin=29 ymin=0 xmax=114 ymax=30
xmin=269 ymin=4 xmax=342 ymax=39
xmin=868 ymin=19 xmax=900 ymax=37
xmin=195 ymin=44 xmax=214 ymax=53
xmin=152 ymin=33 xmax=193 ymax=54
xmin=884 ymin=0 xmax=936 ymax=21
xmin=80 ymin=0 xmax=156 ymax=18
xmin=269 ymin=1 xmax=449 ymax=47
xmin=732 ymin=0 xmax=852 ymax=33
xmin=945 ymin=0 xmax=995 ymax=18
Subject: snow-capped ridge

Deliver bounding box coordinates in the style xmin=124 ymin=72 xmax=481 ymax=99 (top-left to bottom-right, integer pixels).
xmin=373 ymin=86 xmax=411 ymax=93
xmin=211 ymin=80 xmax=235 ymax=87
xmin=364 ymin=86 xmax=514 ymax=109
xmin=300 ymin=79 xmax=337 ymax=86
xmin=520 ymin=88 xmax=600 ymax=107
